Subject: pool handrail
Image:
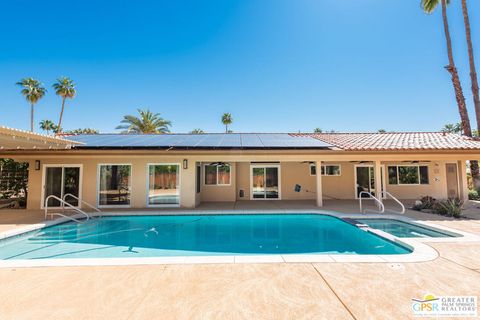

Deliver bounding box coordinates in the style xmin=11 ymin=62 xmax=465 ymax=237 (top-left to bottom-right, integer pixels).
xmin=63 ymin=193 xmax=102 ymax=218
xmin=359 ymin=191 xmax=385 ymax=214
xmin=44 ymin=195 xmax=90 ymax=223
xmin=381 ymin=191 xmax=405 ymax=214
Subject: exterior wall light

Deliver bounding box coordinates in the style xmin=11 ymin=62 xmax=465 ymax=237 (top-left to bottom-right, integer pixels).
xmin=183 ymin=159 xmax=188 ymax=170
xmin=35 ymin=160 xmax=41 ymax=171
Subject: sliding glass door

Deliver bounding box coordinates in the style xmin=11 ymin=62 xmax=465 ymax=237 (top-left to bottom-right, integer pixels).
xmin=148 ymin=164 xmax=180 ymax=206
xmin=251 ymin=165 xmax=280 ymax=199
xmin=43 ymin=165 xmax=81 ymax=207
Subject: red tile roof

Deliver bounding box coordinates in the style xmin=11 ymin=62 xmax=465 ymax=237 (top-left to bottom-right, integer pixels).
xmin=292 ymin=132 xmax=480 ymax=151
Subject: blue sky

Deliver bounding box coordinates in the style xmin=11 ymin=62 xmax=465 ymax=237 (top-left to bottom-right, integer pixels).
xmin=0 ymin=0 xmax=479 ymax=133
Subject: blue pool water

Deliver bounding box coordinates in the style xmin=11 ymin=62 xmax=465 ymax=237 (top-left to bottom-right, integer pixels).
xmin=356 ymin=219 xmax=457 ymax=238
xmin=0 ymin=215 xmax=411 ymax=260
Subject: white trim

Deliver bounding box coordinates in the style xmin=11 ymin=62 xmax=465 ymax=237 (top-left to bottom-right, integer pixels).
xmin=146 ymin=163 xmax=181 ymax=208
xmin=249 ymin=164 xmax=282 ymax=200
xmin=354 ymin=164 xmax=386 ymax=199
xmin=40 ymin=164 xmax=83 ymax=209
xmin=203 ymin=163 xmax=232 ymax=186
xmin=96 ymin=163 xmax=132 ymax=208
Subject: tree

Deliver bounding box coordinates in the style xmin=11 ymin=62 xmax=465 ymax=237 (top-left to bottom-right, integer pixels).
xmin=64 ymin=128 xmax=99 ymax=134
xmin=377 ymin=129 xmax=386 ymax=133
xmin=441 ymin=123 xmax=463 ymax=134
xmin=221 ymin=113 xmax=233 ymax=133
xmin=421 ymin=0 xmax=472 ymax=136
xmin=422 ymin=0 xmax=480 ymax=189
xmin=190 ymin=129 xmax=204 ymax=134
xmin=313 ymin=128 xmax=323 ymax=133
xmin=116 ymin=109 xmax=172 ymax=134
xmin=39 ymin=120 xmax=56 ymax=135
xmin=461 ymin=0 xmax=480 ymax=135
xmin=16 ymin=78 xmax=47 ymax=132
xmin=52 ymin=77 xmax=76 ymax=133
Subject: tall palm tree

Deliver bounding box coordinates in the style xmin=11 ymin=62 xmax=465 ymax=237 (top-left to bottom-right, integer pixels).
xmin=39 ymin=120 xmax=56 ymax=135
xmin=53 ymin=77 xmax=76 ymax=133
xmin=421 ymin=0 xmax=472 ymax=136
xmin=221 ymin=113 xmax=233 ymax=133
xmin=16 ymin=78 xmax=46 ymax=132
xmin=116 ymin=109 xmax=172 ymax=134
xmin=461 ymin=0 xmax=480 ymax=130
xmin=422 ymin=0 xmax=480 ymax=188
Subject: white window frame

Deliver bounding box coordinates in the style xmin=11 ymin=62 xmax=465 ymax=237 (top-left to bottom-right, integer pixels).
xmin=97 ymin=163 xmax=132 ymax=208
xmin=249 ymin=164 xmax=282 ymax=200
xmin=309 ymin=164 xmax=341 ymax=176
xmin=146 ymin=163 xmax=181 ymax=208
xmin=387 ymin=165 xmax=429 ymax=186
xmin=203 ymin=163 xmax=231 ymax=186
xmin=41 ymin=164 xmax=83 ymax=209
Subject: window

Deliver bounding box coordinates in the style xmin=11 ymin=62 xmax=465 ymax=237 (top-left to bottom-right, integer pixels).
xmin=98 ymin=164 xmax=131 ymax=206
xmin=204 ymin=164 xmax=231 ymax=185
xmin=310 ymin=164 xmax=341 ymax=176
xmin=147 ymin=164 xmax=179 ymax=206
xmin=387 ymin=165 xmax=429 ymax=185
xmin=196 ymin=165 xmax=201 ymax=193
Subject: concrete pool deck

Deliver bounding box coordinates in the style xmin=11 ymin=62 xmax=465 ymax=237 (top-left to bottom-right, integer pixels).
xmin=0 ymin=200 xmax=479 ymax=319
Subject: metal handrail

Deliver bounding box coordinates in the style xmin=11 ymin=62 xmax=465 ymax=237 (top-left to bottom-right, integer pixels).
xmin=44 ymin=195 xmax=90 ymax=223
xmin=359 ymin=191 xmax=385 ymax=214
xmin=63 ymin=193 xmax=102 ymax=218
xmin=382 ymin=191 xmax=405 ymax=214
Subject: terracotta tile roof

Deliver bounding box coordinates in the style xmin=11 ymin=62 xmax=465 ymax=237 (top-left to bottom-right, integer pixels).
xmin=292 ymin=132 xmax=480 ymax=151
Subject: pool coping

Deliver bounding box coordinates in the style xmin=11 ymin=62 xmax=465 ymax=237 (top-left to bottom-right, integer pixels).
xmin=0 ymin=210 xmax=478 ymax=268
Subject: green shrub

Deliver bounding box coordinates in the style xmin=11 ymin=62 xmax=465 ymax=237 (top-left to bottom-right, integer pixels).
xmin=468 ymin=189 xmax=480 ymax=200
xmin=433 ymin=199 xmax=464 ymax=218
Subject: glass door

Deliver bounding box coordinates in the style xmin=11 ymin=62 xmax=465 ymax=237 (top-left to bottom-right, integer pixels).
xmin=251 ymin=165 xmax=280 ymax=199
xmin=43 ymin=165 xmax=81 ymax=207
xmin=148 ymin=164 xmax=180 ymax=206
xmin=355 ymin=165 xmax=385 ymax=199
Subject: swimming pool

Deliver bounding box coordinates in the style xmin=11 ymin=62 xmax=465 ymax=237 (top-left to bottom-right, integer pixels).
xmin=356 ymin=219 xmax=458 ymax=238
xmin=0 ymin=214 xmax=411 ymax=260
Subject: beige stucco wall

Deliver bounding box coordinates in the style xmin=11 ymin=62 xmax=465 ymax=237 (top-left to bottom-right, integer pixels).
xmin=24 ymin=154 xmax=461 ymax=210
xmin=200 ymin=162 xmax=237 ymax=202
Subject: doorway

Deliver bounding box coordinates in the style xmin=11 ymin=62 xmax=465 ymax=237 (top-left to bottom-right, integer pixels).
xmin=354 ymin=164 xmax=386 ymax=199
xmin=445 ymin=163 xmax=459 ymax=199
xmin=42 ymin=165 xmax=82 ymax=208
xmin=250 ymin=165 xmax=281 ymax=199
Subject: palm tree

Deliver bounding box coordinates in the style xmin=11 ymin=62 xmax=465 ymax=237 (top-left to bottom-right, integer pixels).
xmin=461 ymin=0 xmax=480 ymax=131
xmin=53 ymin=77 xmax=76 ymax=133
xmin=190 ymin=129 xmax=204 ymax=134
xmin=421 ymin=0 xmax=472 ymax=136
xmin=221 ymin=113 xmax=233 ymax=133
xmin=116 ymin=109 xmax=172 ymax=134
xmin=441 ymin=123 xmax=463 ymax=134
xmin=39 ymin=120 xmax=56 ymax=135
xmin=422 ymin=0 xmax=480 ymax=189
xmin=16 ymin=78 xmax=47 ymax=132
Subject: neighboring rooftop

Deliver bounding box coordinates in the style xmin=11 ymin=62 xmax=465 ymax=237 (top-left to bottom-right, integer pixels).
xmin=65 ymin=133 xmax=334 ymax=149
xmin=295 ymin=132 xmax=480 ymax=151
xmin=0 ymin=126 xmax=82 ymax=150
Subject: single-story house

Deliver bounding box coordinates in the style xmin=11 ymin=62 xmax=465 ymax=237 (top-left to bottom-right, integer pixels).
xmin=1 ymin=126 xmax=479 ymax=210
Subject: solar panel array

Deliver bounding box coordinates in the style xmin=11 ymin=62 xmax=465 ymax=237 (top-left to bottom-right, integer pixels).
xmin=67 ymin=133 xmax=333 ymax=149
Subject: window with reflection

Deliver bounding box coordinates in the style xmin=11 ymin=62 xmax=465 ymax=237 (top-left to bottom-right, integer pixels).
xmin=98 ymin=164 xmax=131 ymax=206
xmin=148 ymin=164 xmax=180 ymax=205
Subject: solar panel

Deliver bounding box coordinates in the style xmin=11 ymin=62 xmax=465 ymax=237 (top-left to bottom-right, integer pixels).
xmin=67 ymin=133 xmax=332 ymax=149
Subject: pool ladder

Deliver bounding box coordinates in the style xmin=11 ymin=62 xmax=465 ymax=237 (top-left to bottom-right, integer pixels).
xmin=44 ymin=194 xmax=102 ymax=223
xmin=358 ymin=191 xmax=405 ymax=214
